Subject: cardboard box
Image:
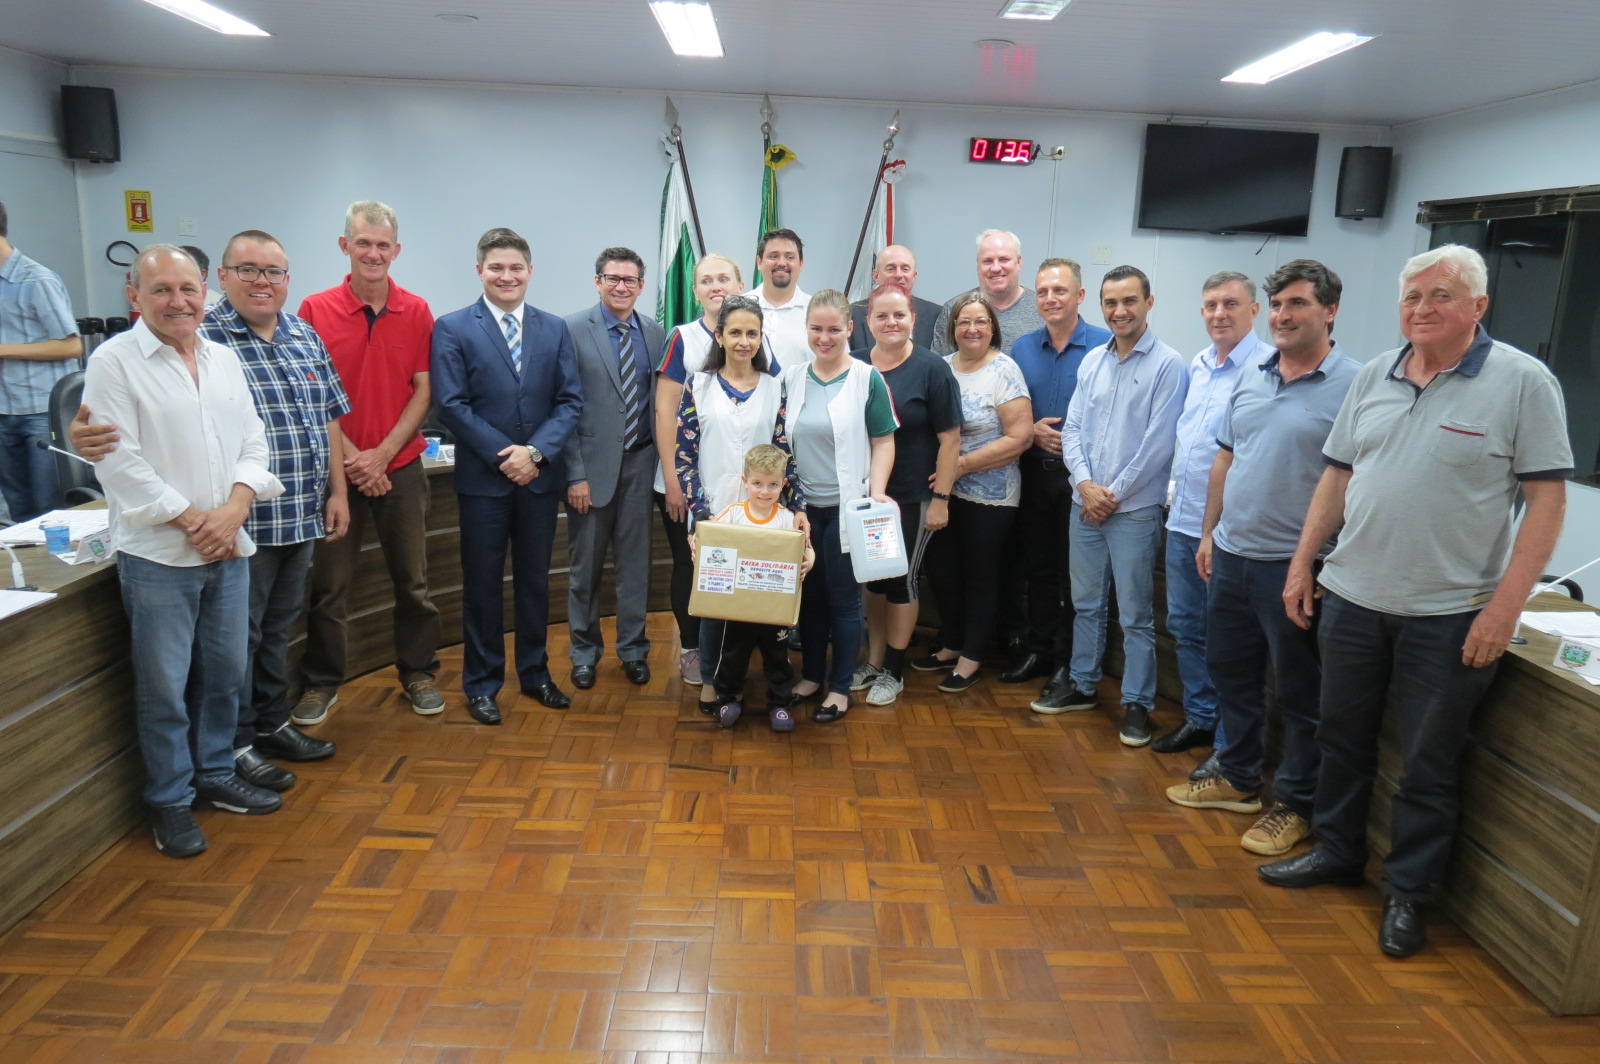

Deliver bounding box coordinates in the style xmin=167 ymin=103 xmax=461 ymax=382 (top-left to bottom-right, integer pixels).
xmin=689 ymin=520 xmax=805 ymax=626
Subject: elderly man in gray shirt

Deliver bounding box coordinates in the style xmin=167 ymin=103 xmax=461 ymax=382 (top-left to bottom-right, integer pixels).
xmin=1166 ymin=260 xmax=1359 ymax=862
xmin=1039 ymin=265 xmax=1187 ymax=747
xmin=1258 ymin=245 xmax=1571 ymax=962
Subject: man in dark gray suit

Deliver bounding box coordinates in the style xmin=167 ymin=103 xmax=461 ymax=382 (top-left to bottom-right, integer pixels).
xmin=848 ymin=245 xmax=942 ymax=353
xmin=562 ymin=247 xmax=665 ymax=690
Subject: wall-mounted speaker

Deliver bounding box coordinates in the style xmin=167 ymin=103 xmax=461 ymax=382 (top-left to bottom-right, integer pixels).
xmin=1336 ymin=146 xmax=1392 ymax=220
xmin=61 ymin=86 xmax=121 ymax=163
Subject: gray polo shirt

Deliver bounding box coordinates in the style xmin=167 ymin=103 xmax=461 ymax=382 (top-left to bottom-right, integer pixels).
xmin=1214 ymin=344 xmax=1360 ymax=561
xmin=1319 ymin=327 xmax=1573 ymax=617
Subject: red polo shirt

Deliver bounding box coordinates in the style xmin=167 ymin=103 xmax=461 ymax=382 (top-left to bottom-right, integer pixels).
xmin=298 ymin=275 xmax=433 ymax=473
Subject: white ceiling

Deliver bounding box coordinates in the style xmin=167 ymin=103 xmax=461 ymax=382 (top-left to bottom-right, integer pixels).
xmin=4 ymin=0 xmax=1600 ymax=126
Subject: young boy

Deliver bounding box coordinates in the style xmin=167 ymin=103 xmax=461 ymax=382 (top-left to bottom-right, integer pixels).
xmin=695 ymin=444 xmax=814 ymax=731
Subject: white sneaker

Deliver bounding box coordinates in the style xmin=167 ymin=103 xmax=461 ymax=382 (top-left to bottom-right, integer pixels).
xmin=849 ymin=662 xmax=884 ymax=691
xmin=865 ymin=672 xmax=904 ymax=706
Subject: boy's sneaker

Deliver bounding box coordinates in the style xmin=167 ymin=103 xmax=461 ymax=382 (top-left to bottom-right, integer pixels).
xmin=151 ymin=805 xmax=207 ymax=858
xmin=717 ymin=699 xmax=743 ymax=729
xmin=680 ymin=648 xmax=702 ymax=686
xmin=769 ymin=705 xmax=795 ymax=732
xmin=849 ymin=663 xmax=884 ymax=691
xmin=1241 ymin=802 xmax=1311 ymax=856
xmin=865 ymin=672 xmax=904 ymax=706
xmin=1165 ymin=773 xmax=1263 ymax=813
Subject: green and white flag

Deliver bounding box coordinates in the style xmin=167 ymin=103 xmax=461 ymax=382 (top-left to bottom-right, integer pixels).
xmin=657 ymin=139 xmax=698 ymax=331
xmin=752 ymin=137 xmax=796 ymax=287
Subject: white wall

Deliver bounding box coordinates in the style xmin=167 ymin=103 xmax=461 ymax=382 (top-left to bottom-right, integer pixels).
xmin=0 ymin=44 xmax=87 ymax=308
xmin=52 ymin=65 xmax=1400 ymax=362
xmin=1386 ymin=82 xmax=1600 ymax=579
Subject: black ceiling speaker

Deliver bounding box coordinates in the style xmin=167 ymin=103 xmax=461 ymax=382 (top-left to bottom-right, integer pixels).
xmin=1336 ymin=146 xmax=1392 ymax=220
xmin=61 ymin=86 xmax=121 ymax=163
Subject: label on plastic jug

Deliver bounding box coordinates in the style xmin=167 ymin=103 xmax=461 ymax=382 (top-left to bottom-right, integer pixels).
xmin=696 ymin=545 xmax=738 ymax=594
xmin=860 ymin=513 xmax=902 ymax=560
xmin=737 ymin=558 xmax=798 ymax=594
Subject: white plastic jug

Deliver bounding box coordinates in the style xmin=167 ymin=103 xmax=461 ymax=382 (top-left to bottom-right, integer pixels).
xmin=842 ymin=497 xmax=908 ymax=583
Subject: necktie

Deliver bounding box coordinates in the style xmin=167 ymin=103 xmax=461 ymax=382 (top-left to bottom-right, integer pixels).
xmin=616 ymin=321 xmax=642 ymax=448
xmin=503 ymin=312 xmax=521 ymax=376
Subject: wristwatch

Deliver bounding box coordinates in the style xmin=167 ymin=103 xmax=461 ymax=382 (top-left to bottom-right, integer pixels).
xmin=931 ymin=491 xmax=950 ymax=500
xmin=527 ymin=445 xmax=544 ymax=464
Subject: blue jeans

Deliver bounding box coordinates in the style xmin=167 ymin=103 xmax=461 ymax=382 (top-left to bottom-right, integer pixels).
xmin=799 ymin=504 xmax=864 ymax=697
xmin=1207 ymin=549 xmax=1321 ymax=816
xmin=238 ymin=541 xmax=315 ymax=746
xmin=0 ymin=411 xmax=59 ymax=523
xmin=1164 ymin=530 xmax=1220 ymax=734
xmin=1069 ymin=504 xmax=1160 ymax=708
xmin=118 ymin=552 xmax=249 ymax=808
xmin=1311 ymin=592 xmax=1500 ymax=902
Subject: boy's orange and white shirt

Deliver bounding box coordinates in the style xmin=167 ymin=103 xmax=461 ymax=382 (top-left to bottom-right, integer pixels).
xmin=713 ymin=501 xmax=797 ymax=530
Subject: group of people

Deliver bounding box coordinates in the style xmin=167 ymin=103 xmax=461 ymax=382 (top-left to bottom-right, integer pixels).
xmin=5 ymin=193 xmax=1572 ymax=961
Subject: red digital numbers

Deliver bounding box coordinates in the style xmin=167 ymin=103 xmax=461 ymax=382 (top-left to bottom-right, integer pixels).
xmin=969 ymin=138 xmax=1034 ymax=165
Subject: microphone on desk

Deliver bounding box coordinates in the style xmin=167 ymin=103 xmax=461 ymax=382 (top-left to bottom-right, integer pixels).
xmin=0 ymin=541 xmax=34 ymax=591
xmin=35 ymin=439 xmax=95 ymax=467
xmin=1511 ymin=554 xmax=1600 ymax=644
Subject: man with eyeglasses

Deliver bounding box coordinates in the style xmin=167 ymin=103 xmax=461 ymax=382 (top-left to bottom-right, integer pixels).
xmin=561 ymin=248 xmax=664 ymax=691
xmin=73 ymin=230 xmax=352 ymax=792
xmin=293 ymin=200 xmax=444 ymax=725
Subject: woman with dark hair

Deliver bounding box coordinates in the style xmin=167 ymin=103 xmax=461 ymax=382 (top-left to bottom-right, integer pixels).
xmin=675 ymin=294 xmax=804 ymax=729
xmin=655 ymin=253 xmax=767 ymax=686
xmin=918 ymin=290 xmax=1032 ymax=692
xmin=783 ymin=289 xmax=898 ymax=724
xmin=850 ymin=284 xmax=961 ymax=707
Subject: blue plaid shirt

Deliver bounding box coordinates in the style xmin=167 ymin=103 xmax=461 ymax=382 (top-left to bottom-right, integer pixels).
xmin=202 ymin=300 xmax=351 ymax=546
xmin=0 ymin=248 xmax=80 ymax=414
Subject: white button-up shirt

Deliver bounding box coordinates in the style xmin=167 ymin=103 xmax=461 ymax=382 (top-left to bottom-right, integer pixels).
xmin=82 ymin=317 xmax=282 ymax=566
xmin=747 ymin=285 xmax=810 ymax=371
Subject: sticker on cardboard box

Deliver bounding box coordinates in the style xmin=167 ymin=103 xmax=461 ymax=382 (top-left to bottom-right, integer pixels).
xmin=736 ymin=557 xmax=798 ymax=594
xmin=860 ymin=513 xmax=902 ymax=561
xmin=696 ymin=545 xmax=738 ymax=594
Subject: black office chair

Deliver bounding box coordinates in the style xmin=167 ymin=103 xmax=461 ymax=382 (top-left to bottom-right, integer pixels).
xmin=47 ymin=370 xmax=102 ymax=507
xmin=1535 ymin=575 xmax=1584 ymax=602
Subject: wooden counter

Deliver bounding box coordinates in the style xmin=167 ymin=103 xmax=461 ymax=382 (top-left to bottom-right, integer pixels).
xmin=0 ymin=463 xmax=673 ymax=934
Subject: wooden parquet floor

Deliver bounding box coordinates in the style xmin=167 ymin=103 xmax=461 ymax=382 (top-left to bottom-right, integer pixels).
xmin=3 ymin=613 xmax=1599 ymax=1064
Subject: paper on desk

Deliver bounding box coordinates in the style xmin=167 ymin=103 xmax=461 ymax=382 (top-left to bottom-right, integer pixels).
xmin=1520 ymin=611 xmax=1600 ymax=639
xmin=0 ymin=588 xmax=58 ymax=621
xmin=0 ymin=509 xmax=110 ymax=546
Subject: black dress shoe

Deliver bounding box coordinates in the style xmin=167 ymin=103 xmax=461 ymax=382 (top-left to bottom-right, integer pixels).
xmin=236 ymin=748 xmax=296 ymax=792
xmin=1258 ymin=849 xmax=1365 ymax=889
xmin=1152 ymin=720 xmax=1216 ymax=754
xmin=1036 ymin=667 xmax=1073 ymax=700
xmin=523 ymin=680 xmax=572 ymax=709
xmin=254 ymin=723 xmax=335 ymax=762
xmin=623 ymin=660 xmax=651 ymax=685
xmin=1190 ymin=752 xmax=1222 ymax=780
xmin=466 ymin=695 xmax=501 ymax=725
xmin=570 ymin=665 xmax=597 ymax=690
xmin=1000 ymin=652 xmax=1052 ymax=684
xmin=1379 ymin=897 xmax=1428 ymax=959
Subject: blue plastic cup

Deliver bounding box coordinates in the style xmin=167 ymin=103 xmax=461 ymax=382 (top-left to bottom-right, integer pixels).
xmin=42 ymin=521 xmax=71 ymax=555
xmin=424 ymin=435 xmax=442 ymax=459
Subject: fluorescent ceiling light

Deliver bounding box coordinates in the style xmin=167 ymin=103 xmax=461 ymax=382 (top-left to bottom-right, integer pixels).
xmin=999 ymin=0 xmax=1072 ymax=19
xmin=136 ymin=0 xmax=269 ymax=36
xmin=650 ymin=1 xmax=724 ymax=58
xmin=1222 ymin=31 xmax=1374 ymax=84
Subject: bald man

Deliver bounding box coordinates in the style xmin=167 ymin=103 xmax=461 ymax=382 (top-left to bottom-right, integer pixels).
xmin=849 ymin=245 xmax=942 ymax=353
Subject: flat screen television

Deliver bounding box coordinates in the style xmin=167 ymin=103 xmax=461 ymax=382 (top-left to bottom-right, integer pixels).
xmin=1137 ymin=124 xmax=1319 ymax=236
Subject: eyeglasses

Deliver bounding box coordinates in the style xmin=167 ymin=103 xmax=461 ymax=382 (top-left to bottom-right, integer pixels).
xmin=221 ymin=265 xmax=289 ymax=284
xmin=599 ymin=273 xmax=643 ymax=290
xmin=955 ymin=318 xmax=992 ymax=329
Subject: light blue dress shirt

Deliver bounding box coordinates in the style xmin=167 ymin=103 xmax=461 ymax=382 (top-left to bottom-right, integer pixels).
xmin=1166 ymin=332 xmax=1275 ymax=537
xmin=0 ymin=248 xmax=79 ymax=415
xmin=1061 ymin=327 xmax=1189 ymax=514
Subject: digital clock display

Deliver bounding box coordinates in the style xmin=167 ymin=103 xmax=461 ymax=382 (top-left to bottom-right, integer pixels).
xmin=969 ymin=137 xmax=1037 ymax=165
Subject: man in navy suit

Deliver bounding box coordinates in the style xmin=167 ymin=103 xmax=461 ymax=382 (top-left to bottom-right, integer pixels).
xmin=431 ymin=228 xmax=584 ymax=725
xmin=562 ymin=247 xmax=665 ymax=692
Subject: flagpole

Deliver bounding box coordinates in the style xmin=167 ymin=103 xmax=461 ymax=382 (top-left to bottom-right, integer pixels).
xmin=845 ymin=110 xmax=901 ymax=298
xmin=665 ymin=97 xmax=705 ymax=256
